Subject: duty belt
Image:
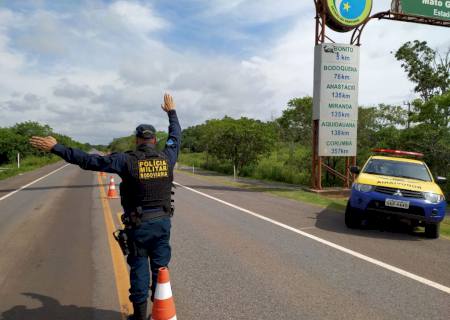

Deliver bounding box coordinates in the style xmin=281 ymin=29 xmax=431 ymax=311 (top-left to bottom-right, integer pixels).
xmin=140 ymin=208 xmax=171 ymax=221
xmin=122 ymin=204 xmax=174 ymax=227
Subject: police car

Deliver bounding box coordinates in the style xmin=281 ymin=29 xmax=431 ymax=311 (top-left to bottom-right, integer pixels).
xmin=346 ymin=149 xmax=447 ymax=238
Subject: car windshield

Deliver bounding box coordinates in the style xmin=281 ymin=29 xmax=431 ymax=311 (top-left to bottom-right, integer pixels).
xmin=363 ymin=159 xmax=432 ymax=181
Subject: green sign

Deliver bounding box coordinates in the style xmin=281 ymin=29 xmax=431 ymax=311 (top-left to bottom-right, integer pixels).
xmin=325 ymin=0 xmax=373 ymax=32
xmin=398 ymin=0 xmax=450 ymax=21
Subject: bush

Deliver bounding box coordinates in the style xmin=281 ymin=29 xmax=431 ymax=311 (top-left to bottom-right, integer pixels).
xmin=178 ymin=144 xmax=312 ymax=185
xmin=0 ymin=121 xmax=90 ymax=180
xmin=250 ymin=144 xmax=311 ymax=185
xmin=0 ymin=155 xmax=60 ymax=180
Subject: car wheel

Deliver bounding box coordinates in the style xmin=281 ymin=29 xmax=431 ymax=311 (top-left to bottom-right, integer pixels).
xmin=425 ymin=223 xmax=440 ymax=239
xmin=345 ymin=202 xmax=360 ymax=229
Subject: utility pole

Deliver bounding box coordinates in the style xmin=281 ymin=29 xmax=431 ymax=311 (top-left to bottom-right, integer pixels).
xmin=403 ymin=101 xmax=411 ymax=129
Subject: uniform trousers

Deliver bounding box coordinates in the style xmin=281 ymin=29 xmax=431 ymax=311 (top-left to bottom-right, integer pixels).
xmin=126 ymin=217 xmax=172 ymax=303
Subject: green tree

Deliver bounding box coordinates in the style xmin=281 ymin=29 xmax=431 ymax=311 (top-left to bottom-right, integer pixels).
xmin=109 ymin=132 xmax=169 ymax=153
xmin=156 ymin=131 xmax=168 ymax=151
xmin=0 ymin=122 xmax=89 ymax=165
xmin=356 ymin=104 xmax=405 ymax=166
xmin=395 ymin=40 xmax=449 ymax=100
xmin=410 ymin=90 xmax=450 ymax=127
xmin=181 ymin=124 xmax=208 ymax=153
xmin=0 ymin=128 xmax=23 ymax=163
xmin=277 ymin=97 xmax=313 ymax=145
xmin=399 ymin=125 xmax=450 ymax=177
xmin=10 ymin=122 xmax=55 ymax=158
xmin=12 ymin=121 xmax=53 ymax=137
xmin=205 ymin=117 xmax=276 ymax=176
xmin=376 ymin=104 xmax=408 ymax=128
xmin=109 ymin=135 xmax=135 ymax=153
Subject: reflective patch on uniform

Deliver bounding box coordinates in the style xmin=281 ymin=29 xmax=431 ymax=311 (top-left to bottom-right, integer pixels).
xmin=138 ymin=159 xmax=169 ymax=180
xmin=166 ymin=139 xmax=174 ymax=146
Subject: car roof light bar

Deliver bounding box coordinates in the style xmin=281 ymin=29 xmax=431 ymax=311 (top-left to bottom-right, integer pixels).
xmin=372 ymin=148 xmax=424 ymax=158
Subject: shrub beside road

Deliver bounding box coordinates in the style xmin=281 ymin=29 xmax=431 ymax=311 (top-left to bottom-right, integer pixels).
xmin=0 ymin=155 xmax=61 ymax=180
xmin=0 ymin=121 xmax=101 ymax=181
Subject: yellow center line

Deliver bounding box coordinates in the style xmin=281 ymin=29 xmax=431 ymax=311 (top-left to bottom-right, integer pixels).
xmin=97 ymin=173 xmax=132 ymax=319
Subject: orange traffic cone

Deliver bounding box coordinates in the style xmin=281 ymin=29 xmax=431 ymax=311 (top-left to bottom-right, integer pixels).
xmin=107 ymin=176 xmax=119 ymax=199
xmin=151 ymin=267 xmax=176 ymax=320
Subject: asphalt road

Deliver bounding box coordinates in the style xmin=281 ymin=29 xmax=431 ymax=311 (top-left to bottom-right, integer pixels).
xmin=0 ymin=163 xmax=449 ymax=319
xmin=0 ymin=163 xmax=121 ymax=320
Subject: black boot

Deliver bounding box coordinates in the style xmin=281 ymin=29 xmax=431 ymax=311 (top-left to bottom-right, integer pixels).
xmin=127 ymin=301 xmax=147 ymax=320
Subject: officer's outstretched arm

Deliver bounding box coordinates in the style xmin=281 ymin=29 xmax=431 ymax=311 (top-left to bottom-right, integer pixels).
xmin=30 ymin=135 xmax=126 ymax=174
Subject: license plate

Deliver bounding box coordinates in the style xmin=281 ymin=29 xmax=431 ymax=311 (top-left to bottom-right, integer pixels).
xmin=385 ymin=199 xmax=410 ymax=209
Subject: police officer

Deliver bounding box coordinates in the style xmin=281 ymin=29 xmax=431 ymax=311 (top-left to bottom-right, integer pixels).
xmin=30 ymin=93 xmax=180 ymax=320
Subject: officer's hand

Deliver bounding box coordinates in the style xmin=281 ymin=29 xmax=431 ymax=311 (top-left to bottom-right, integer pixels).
xmin=29 ymin=136 xmax=58 ymax=152
xmin=161 ymin=93 xmax=175 ymax=112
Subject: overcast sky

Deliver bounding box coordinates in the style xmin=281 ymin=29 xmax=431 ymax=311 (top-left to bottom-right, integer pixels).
xmin=0 ymin=0 xmax=448 ymax=144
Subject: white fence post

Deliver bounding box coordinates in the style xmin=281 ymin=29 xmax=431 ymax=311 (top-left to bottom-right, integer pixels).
xmin=17 ymin=153 xmax=20 ymax=169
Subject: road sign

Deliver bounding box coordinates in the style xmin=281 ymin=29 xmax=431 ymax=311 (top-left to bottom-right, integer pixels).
xmin=325 ymin=0 xmax=373 ymax=32
xmin=313 ymin=43 xmax=359 ymax=157
xmin=394 ymin=0 xmax=450 ymax=21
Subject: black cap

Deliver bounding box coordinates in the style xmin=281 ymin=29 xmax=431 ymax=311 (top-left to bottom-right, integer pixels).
xmin=135 ymin=124 xmax=156 ymax=139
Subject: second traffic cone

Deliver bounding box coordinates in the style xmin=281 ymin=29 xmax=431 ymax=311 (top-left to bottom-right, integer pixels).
xmin=151 ymin=267 xmax=176 ymax=320
xmin=107 ymin=176 xmax=119 ymax=199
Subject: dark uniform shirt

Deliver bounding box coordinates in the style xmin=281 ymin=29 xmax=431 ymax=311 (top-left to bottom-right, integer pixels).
xmin=51 ymin=110 xmax=181 ymax=174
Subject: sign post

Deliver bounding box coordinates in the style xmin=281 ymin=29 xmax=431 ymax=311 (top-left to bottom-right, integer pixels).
xmin=312 ymin=0 xmax=370 ymax=190
xmin=313 ymin=43 xmax=359 ymax=157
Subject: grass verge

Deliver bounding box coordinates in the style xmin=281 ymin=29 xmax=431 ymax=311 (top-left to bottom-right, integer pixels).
xmin=175 ymin=168 xmax=348 ymax=212
xmin=0 ymin=156 xmax=60 ymax=181
xmin=441 ymin=217 xmax=450 ymax=238
xmin=269 ymin=189 xmax=347 ymax=211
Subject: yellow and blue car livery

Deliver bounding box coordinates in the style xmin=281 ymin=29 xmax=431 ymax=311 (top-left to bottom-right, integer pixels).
xmin=347 ymin=154 xmax=447 ymax=238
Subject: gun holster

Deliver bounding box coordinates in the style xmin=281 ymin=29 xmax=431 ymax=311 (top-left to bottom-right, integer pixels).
xmin=113 ymin=228 xmax=143 ymax=257
xmin=113 ymin=229 xmax=131 ymax=256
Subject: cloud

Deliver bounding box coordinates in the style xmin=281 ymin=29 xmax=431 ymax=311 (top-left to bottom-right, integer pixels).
xmin=0 ymin=94 xmax=42 ymax=112
xmin=199 ymin=0 xmax=311 ymax=23
xmin=53 ymin=79 xmax=95 ymax=99
xmin=109 ymin=1 xmax=168 ymax=33
xmin=0 ymin=10 xmax=25 ymax=71
xmin=15 ymin=10 xmax=68 ymax=56
xmin=7 ymin=1 xmax=168 ymax=67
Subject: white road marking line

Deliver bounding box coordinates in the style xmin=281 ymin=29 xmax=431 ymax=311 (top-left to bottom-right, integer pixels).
xmin=175 ymin=181 xmax=450 ymax=295
xmin=0 ymin=164 xmax=70 ymax=202
xmin=299 ymin=226 xmax=316 ymax=230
